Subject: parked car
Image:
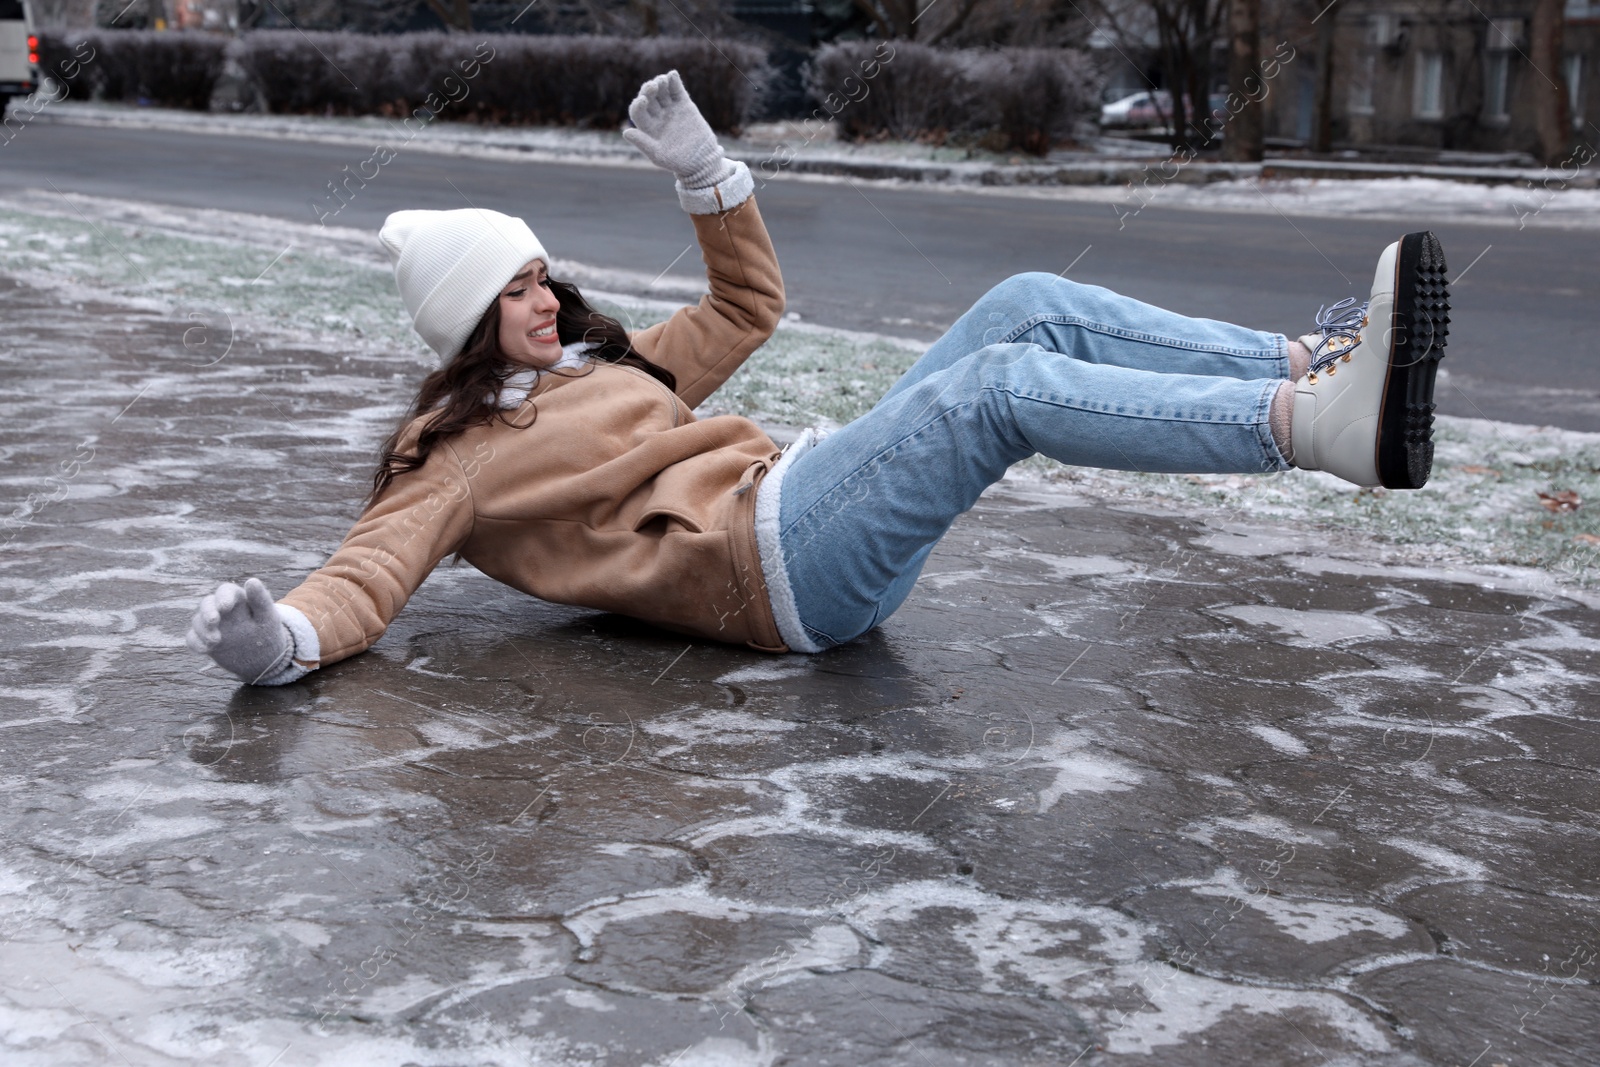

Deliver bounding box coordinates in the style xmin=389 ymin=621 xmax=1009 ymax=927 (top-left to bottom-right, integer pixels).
xmin=1099 ymin=89 xmax=1232 ymax=131
xmin=0 ymin=0 xmax=37 ymax=115
xmin=1099 ymin=90 xmax=1170 ymax=129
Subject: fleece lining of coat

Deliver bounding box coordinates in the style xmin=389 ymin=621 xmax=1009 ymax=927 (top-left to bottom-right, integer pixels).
xmin=754 ymin=427 xmax=827 ymax=654
xmin=258 ymin=604 xmax=322 ymax=686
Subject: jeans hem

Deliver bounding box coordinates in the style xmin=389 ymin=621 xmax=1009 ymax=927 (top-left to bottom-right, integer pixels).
xmin=1253 ymin=378 xmax=1293 ymax=471
xmin=1273 ymin=332 xmax=1291 ymax=381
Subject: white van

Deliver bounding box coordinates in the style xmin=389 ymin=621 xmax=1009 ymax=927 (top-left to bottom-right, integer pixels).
xmin=0 ymin=0 xmax=38 ymax=115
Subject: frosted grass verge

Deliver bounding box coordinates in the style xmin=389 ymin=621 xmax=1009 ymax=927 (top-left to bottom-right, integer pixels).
xmin=921 ymin=175 xmax=1600 ymax=230
xmin=1006 ymin=419 xmax=1600 ymax=590
xmin=1 ymin=194 xmax=1596 ymax=590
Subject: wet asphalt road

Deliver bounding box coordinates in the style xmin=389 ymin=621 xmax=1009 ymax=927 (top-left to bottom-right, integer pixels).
xmin=8 ymin=120 xmax=1600 ymax=431
xmin=3 ymin=257 xmax=1600 ymax=1062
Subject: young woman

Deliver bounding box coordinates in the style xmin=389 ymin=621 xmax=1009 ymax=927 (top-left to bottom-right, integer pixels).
xmin=186 ymin=70 xmax=1450 ymax=685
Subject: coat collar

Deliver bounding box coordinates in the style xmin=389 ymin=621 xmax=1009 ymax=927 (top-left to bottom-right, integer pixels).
xmin=489 ymin=343 xmax=596 ymax=409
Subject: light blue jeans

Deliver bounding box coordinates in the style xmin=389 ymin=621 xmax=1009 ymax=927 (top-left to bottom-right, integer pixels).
xmin=774 ymin=272 xmax=1293 ymax=651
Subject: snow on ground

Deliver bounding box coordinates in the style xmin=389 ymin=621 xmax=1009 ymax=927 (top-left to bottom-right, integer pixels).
xmin=2 ymin=187 xmax=1596 ymax=596
xmin=980 ymin=174 xmax=1600 ymax=230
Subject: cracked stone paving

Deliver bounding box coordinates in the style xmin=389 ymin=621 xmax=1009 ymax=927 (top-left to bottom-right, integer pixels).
xmin=2 ymin=275 xmax=1598 ymax=1065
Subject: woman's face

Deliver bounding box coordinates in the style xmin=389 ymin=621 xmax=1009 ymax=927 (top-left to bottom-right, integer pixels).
xmin=496 ymin=259 xmax=564 ymax=368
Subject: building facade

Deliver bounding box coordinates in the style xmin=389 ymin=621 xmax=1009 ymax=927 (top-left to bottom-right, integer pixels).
xmin=1265 ymin=0 xmax=1597 ymax=157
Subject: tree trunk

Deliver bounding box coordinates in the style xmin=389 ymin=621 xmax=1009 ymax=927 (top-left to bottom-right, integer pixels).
xmin=633 ymin=0 xmax=660 ymax=35
xmin=1309 ymin=0 xmax=1337 ymax=153
xmin=851 ymin=0 xmax=894 ymax=39
xmin=425 ymin=0 xmax=473 ymax=31
xmin=1529 ymin=0 xmax=1571 ymax=165
xmin=1222 ymin=0 xmax=1261 ymax=161
xmin=1189 ymin=42 xmax=1212 ymax=148
xmin=1188 ymin=0 xmax=1216 ymax=149
xmin=1151 ymin=0 xmax=1225 ymax=152
xmin=1153 ymin=7 xmax=1188 ymax=150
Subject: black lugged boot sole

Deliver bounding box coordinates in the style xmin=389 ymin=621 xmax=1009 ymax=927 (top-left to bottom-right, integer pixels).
xmin=1377 ymin=231 xmax=1450 ymax=489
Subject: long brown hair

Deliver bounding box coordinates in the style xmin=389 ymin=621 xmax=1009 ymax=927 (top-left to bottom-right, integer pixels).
xmin=368 ymin=278 xmax=677 ymax=505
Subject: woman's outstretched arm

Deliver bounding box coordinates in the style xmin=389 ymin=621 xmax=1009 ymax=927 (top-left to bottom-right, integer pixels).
xmin=629 ymin=199 xmax=784 ymax=410
xmin=187 ymin=431 xmax=476 ymax=685
xmin=620 ymin=69 xmax=785 ymax=409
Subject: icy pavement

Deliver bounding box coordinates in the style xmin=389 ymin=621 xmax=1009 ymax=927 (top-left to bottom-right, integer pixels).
xmin=3 ymin=199 xmax=1600 ymax=1065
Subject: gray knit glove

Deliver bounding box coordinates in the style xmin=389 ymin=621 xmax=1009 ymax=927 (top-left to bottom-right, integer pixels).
xmin=185 ymin=577 xmax=294 ymax=685
xmin=622 ymin=69 xmax=737 ymax=190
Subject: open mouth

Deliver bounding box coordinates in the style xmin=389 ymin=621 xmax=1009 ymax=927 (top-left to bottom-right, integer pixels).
xmin=529 ymin=321 xmax=557 ymax=341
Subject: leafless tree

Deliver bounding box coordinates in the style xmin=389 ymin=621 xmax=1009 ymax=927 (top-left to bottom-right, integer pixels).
xmin=1529 ymin=0 xmax=1571 ymax=165
xmin=423 ymin=0 xmax=471 ymax=30
xmin=569 ymin=0 xmax=740 ymax=37
xmin=940 ymin=0 xmax=1093 ymax=48
xmin=93 ymin=0 xmax=158 ymax=25
xmin=1308 ymin=0 xmax=1336 ymax=153
xmin=1091 ymin=0 xmax=1227 ymax=151
xmin=234 ymin=0 xmax=420 ymax=31
xmin=851 ymin=0 xmax=984 ymax=44
xmin=1220 ymin=0 xmax=1260 ymax=159
xmin=29 ymin=0 xmax=100 ymax=28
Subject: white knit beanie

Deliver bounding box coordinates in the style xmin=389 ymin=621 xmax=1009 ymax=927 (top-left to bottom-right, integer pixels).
xmin=379 ymin=207 xmax=549 ymax=363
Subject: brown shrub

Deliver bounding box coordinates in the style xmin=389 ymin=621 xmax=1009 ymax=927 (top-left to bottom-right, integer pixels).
xmin=804 ymin=41 xmax=1100 ymax=155
xmin=36 ymin=30 xmax=228 ymax=110
xmin=35 ymin=29 xmax=770 ymax=132
xmin=235 ymin=31 xmax=770 ymax=132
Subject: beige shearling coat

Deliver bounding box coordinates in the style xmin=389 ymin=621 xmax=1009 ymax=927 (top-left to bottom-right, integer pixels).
xmin=278 ymin=196 xmax=790 ymax=669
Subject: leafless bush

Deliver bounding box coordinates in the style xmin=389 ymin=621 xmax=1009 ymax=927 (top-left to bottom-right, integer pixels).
xmin=940 ymin=0 xmax=1094 ymax=48
xmin=35 ymin=28 xmax=770 ymax=129
xmin=805 ymin=41 xmax=1099 ymax=154
xmin=37 ymin=30 xmax=229 ymax=109
xmin=34 ymin=33 xmax=94 ymax=97
xmin=233 ymin=31 xmax=770 ymax=131
xmin=806 ymin=41 xmax=964 ymax=142
xmin=231 ymin=31 xmax=420 ymax=115
xmin=984 ymin=48 xmax=1103 ymax=155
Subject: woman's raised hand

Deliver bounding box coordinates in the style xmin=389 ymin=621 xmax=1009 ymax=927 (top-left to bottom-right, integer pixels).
xmin=185 ymin=577 xmax=293 ymax=684
xmin=621 ymin=69 xmax=736 ymax=190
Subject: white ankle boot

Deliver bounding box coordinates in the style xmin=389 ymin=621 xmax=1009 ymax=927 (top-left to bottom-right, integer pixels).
xmin=1289 ymin=231 xmax=1450 ymax=489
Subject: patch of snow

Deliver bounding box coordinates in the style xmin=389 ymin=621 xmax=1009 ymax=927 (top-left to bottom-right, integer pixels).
xmin=1245 ymin=724 xmax=1313 ymax=757
xmin=713 ymin=662 xmax=814 ymax=685
xmin=1382 ymin=837 xmax=1493 ymax=881
xmin=1098 ymin=963 xmax=1397 ymax=1054
xmin=1191 ymin=874 xmax=1411 ymax=944
xmin=987 ymin=547 xmax=1132 ymax=579
xmin=1216 ymin=604 xmax=1394 ymax=646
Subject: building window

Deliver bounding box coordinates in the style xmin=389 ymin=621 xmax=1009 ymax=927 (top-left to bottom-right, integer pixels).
xmin=1415 ymin=52 xmax=1444 ymax=118
xmin=1567 ymin=54 xmax=1585 ymax=126
xmin=1487 ymin=17 xmax=1523 ymax=51
xmin=1369 ymin=13 xmax=1400 ymax=48
xmin=1484 ymin=52 xmax=1510 ymax=120
xmin=1350 ymin=53 xmax=1376 ymax=114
